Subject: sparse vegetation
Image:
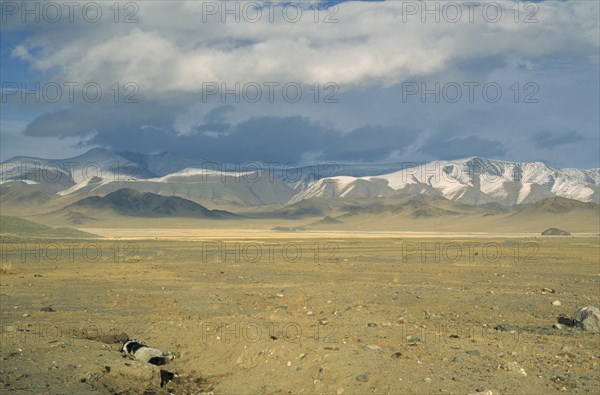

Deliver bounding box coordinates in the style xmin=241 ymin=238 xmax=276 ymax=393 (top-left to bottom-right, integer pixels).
xmin=0 ymin=262 xmax=12 ymax=275
xmin=0 ymin=235 xmax=598 ymax=393
xmin=0 ymin=216 xmax=98 ymax=238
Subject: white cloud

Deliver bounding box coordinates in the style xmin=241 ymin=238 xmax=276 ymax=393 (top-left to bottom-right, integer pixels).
xmin=12 ymin=1 xmax=599 ymax=97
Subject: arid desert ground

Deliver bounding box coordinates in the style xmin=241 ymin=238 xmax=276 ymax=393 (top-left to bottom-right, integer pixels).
xmin=1 ymin=231 xmax=598 ymax=394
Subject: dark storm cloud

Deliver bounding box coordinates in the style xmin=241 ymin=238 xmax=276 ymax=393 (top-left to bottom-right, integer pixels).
xmin=421 ymin=135 xmax=507 ymax=160
xmin=529 ymin=130 xmax=586 ymax=150
xmin=23 ymin=102 xmax=179 ymax=139
xmin=21 ymin=105 xmax=418 ymax=163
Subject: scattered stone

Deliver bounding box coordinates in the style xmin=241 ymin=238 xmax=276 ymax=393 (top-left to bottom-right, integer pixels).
xmin=503 ymin=361 xmax=527 ymax=376
xmin=453 ymin=354 xmax=464 ymax=362
xmin=355 ymin=374 xmax=369 ymax=382
xmin=466 ymin=350 xmax=480 ymax=356
xmin=356 ymin=338 xmax=365 ymax=343
xmin=318 ymin=319 xmax=328 ymax=325
xmin=33 ymin=274 xmax=43 ymax=277
xmin=364 ymin=344 xmax=382 ymax=350
xmin=561 ymin=345 xmax=574 ymax=353
xmin=366 ymin=322 xmax=377 ymax=328
xmin=424 ymin=377 xmax=432 ymax=383
xmin=80 ymin=371 xmax=100 ymax=383
xmin=40 ymin=306 xmax=55 ymax=312
xmin=391 ymin=352 xmax=402 ymax=359
xmin=494 ymin=324 xmax=513 ymax=332
xmin=552 ymin=323 xmax=563 ymax=330
xmin=552 ymin=300 xmax=562 ymax=306
xmin=22 ymin=313 xmax=29 ymax=318
xmin=541 ymin=287 xmax=555 ymax=294
xmin=572 ymin=306 xmax=600 ymax=333
xmin=273 ymin=305 xmax=288 ymax=310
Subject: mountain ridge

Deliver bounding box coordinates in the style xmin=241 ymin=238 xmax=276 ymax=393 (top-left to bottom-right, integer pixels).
xmin=2 ymin=149 xmax=598 ymax=208
xmin=63 ymin=188 xmax=237 ymax=219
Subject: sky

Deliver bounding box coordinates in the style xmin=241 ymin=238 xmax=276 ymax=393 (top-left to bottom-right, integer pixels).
xmin=1 ymin=0 xmax=599 ymax=168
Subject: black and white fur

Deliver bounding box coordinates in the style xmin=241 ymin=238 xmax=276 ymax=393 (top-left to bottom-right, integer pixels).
xmin=122 ymin=340 xmax=174 ymax=366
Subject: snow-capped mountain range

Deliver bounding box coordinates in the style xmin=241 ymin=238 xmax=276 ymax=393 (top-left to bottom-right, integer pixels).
xmin=1 ymin=149 xmax=598 ymax=207
xmin=290 ymin=157 xmax=600 ymax=206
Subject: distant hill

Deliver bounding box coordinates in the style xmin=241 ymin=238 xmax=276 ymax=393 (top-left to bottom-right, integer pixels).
xmin=64 ymin=188 xmax=237 ymax=219
xmin=513 ymin=196 xmax=599 ymax=215
xmin=0 ymin=181 xmax=56 ymax=206
xmin=542 ymin=227 xmax=571 ymax=236
xmin=0 ymin=216 xmax=97 ymax=238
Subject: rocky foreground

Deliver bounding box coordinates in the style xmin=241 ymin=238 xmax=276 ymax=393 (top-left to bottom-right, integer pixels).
xmin=1 ymin=236 xmax=599 ymax=394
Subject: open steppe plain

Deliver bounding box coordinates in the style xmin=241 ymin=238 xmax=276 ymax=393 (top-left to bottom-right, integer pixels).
xmin=1 ymin=231 xmax=599 ymax=394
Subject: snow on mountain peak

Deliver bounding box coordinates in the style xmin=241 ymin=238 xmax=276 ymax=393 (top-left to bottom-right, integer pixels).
xmin=291 ymin=158 xmax=599 ymax=206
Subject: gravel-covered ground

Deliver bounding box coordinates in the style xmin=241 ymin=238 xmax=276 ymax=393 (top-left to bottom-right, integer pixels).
xmin=1 ymin=235 xmax=598 ymax=394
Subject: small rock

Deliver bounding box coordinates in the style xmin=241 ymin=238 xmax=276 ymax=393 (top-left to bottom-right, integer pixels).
xmin=553 ymin=323 xmax=563 ymax=330
xmin=453 ymin=354 xmax=464 ymax=362
xmin=504 ymin=361 xmax=527 ymax=376
xmin=356 ymin=374 xmax=369 ymax=382
xmin=40 ymin=306 xmax=55 ymax=312
xmin=391 ymin=352 xmax=402 ymax=359
xmin=22 ymin=313 xmax=30 ymax=318
xmin=319 ymin=319 xmax=328 ymax=325
xmin=365 ymin=344 xmax=382 ymax=350
xmin=424 ymin=377 xmax=432 ymax=383
xmin=33 ymin=274 xmax=43 ymax=277
xmin=552 ymin=300 xmax=562 ymax=306
xmin=541 ymin=287 xmax=555 ymax=294
xmin=366 ymin=322 xmax=377 ymax=328
xmin=274 ymin=305 xmax=288 ymax=310
xmin=572 ymin=306 xmax=600 ymax=333
xmin=494 ymin=324 xmax=513 ymax=332
xmin=466 ymin=350 xmax=480 ymax=356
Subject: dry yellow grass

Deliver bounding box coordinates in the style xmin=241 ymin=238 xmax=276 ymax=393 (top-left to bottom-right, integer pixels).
xmin=0 ymin=262 xmax=12 ymax=275
xmin=1 ymin=235 xmax=598 ymax=393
